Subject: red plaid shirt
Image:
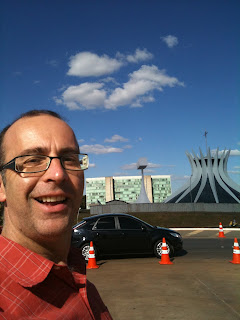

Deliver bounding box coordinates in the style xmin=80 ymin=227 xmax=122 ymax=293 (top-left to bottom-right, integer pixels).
xmin=0 ymin=235 xmax=112 ymax=320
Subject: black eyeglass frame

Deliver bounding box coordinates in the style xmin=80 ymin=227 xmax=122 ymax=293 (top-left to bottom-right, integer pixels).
xmin=0 ymin=153 xmax=89 ymax=173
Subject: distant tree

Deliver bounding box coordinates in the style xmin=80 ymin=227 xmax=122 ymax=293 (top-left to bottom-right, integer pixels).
xmin=80 ymin=195 xmax=86 ymax=210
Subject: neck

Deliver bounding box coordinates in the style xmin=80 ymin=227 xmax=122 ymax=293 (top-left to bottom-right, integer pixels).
xmin=1 ymin=226 xmax=71 ymax=265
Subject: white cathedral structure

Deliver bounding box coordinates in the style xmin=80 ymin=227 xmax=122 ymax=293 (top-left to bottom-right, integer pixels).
xmin=164 ymin=148 xmax=240 ymax=204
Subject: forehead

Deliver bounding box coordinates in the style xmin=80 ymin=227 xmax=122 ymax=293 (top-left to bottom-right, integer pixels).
xmin=3 ymin=115 xmax=78 ymax=159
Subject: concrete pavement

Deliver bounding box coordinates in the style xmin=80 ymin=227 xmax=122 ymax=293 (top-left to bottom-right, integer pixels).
xmin=87 ymin=233 xmax=240 ymax=320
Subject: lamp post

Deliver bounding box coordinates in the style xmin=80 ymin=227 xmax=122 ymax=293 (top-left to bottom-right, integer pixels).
xmin=135 ymin=157 xmax=151 ymax=203
xmin=204 ymin=131 xmax=208 ymax=155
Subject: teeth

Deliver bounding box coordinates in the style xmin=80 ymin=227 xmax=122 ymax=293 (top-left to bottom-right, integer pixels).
xmin=37 ymin=196 xmax=66 ymax=203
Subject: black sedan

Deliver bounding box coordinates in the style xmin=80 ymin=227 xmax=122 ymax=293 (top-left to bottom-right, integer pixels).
xmin=72 ymin=213 xmax=183 ymax=260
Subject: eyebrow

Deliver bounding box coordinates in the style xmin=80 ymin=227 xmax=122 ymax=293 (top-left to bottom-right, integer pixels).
xmin=18 ymin=147 xmax=80 ymax=156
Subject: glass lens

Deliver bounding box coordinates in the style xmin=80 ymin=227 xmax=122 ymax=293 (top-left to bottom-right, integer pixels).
xmin=81 ymin=154 xmax=89 ymax=170
xmin=62 ymin=154 xmax=89 ymax=170
xmin=15 ymin=155 xmax=48 ymax=172
xmin=14 ymin=154 xmax=89 ymax=173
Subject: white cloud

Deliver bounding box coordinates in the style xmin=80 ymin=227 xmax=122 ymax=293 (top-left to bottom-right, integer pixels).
xmin=89 ymin=163 xmax=96 ymax=168
xmin=55 ymin=49 xmax=184 ymax=111
xmin=105 ymin=65 xmax=184 ymax=109
xmin=126 ymin=48 xmax=153 ymax=63
xmin=100 ymin=77 xmax=119 ymax=85
xmin=78 ymin=139 xmax=85 ymax=143
xmin=161 ymin=35 xmax=179 ymax=48
xmin=46 ymin=59 xmax=58 ymax=67
xmin=80 ymin=144 xmax=123 ymax=154
xmin=230 ymin=149 xmax=240 ymax=156
xmin=113 ymin=172 xmax=129 ymax=176
xmin=57 ymin=64 xmax=183 ymax=110
xmin=13 ymin=71 xmax=22 ymax=76
xmin=53 ymin=96 xmax=62 ymax=105
xmin=57 ymin=85 xmax=68 ymax=92
xmin=105 ymin=78 xmax=153 ymax=109
xmin=131 ymin=95 xmax=155 ymax=108
xmin=147 ymin=162 xmax=162 ymax=168
xmin=171 ymin=175 xmax=189 ymax=181
xmin=59 ymin=83 xmax=106 ymax=110
xmin=121 ymin=163 xmax=137 ymax=170
xmin=212 ymin=149 xmax=240 ymax=157
xmin=67 ymin=52 xmax=123 ymax=77
xmin=121 ymin=161 xmax=162 ymax=170
xmin=144 ymin=169 xmax=156 ymax=173
xmin=131 ymin=65 xmax=182 ymax=87
xmin=123 ymin=145 xmax=132 ymax=149
xmin=104 ymin=134 xmax=129 ymax=143
xmin=228 ymin=170 xmax=240 ymax=174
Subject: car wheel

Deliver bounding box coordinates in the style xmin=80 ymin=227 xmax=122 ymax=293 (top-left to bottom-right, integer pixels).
xmin=154 ymin=239 xmax=174 ymax=259
xmin=81 ymin=243 xmax=90 ymax=261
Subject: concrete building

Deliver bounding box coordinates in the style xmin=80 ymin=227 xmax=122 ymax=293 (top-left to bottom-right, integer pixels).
xmin=86 ymin=175 xmax=171 ymax=209
xmin=164 ymin=148 xmax=240 ymax=204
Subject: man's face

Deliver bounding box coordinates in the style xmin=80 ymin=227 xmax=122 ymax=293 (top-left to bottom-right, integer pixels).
xmin=0 ymin=115 xmax=84 ymax=243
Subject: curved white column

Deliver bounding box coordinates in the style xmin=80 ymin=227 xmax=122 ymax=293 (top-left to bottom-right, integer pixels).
xmin=212 ymin=149 xmax=240 ymax=203
xmin=194 ymin=149 xmax=210 ymax=202
xmin=164 ymin=147 xmax=240 ymax=203
xmin=219 ymin=149 xmax=240 ymax=193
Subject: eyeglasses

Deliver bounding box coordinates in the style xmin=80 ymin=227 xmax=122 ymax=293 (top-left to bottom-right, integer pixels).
xmin=0 ymin=153 xmax=89 ymax=173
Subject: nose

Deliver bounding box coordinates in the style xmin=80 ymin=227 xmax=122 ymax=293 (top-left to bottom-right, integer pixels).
xmin=42 ymin=157 xmax=67 ymax=183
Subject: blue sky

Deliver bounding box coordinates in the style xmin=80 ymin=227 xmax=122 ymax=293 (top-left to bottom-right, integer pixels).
xmin=1 ymin=0 xmax=240 ymax=193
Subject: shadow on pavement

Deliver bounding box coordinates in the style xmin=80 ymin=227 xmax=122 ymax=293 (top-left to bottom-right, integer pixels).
xmin=175 ymin=249 xmax=188 ymax=257
xmin=96 ymin=250 xmax=188 ymax=262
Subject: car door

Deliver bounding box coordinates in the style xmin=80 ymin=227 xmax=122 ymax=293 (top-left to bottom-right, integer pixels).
xmin=117 ymin=216 xmax=152 ymax=254
xmin=91 ymin=216 xmax=123 ymax=255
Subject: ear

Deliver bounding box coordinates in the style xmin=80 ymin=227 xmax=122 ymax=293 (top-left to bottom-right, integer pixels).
xmin=0 ymin=175 xmax=6 ymax=203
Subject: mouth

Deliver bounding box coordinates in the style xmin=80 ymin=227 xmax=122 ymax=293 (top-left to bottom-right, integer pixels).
xmin=35 ymin=195 xmax=67 ymax=205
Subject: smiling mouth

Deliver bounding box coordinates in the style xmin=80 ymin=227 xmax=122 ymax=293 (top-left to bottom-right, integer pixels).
xmin=36 ymin=196 xmax=67 ymax=204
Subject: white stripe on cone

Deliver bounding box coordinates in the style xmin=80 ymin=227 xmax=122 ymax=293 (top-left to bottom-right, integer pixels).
xmin=233 ymin=248 xmax=240 ymax=254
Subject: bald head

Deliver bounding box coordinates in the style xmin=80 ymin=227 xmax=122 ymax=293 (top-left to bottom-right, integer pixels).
xmin=0 ymin=110 xmax=73 ymax=181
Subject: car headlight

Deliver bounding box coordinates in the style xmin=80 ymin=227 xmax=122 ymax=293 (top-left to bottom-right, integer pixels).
xmin=170 ymin=232 xmax=181 ymax=238
xmin=73 ymin=229 xmax=81 ymax=234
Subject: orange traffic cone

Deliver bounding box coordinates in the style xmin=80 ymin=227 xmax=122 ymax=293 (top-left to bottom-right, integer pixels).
xmin=159 ymin=237 xmax=173 ymax=265
xmin=218 ymin=222 xmax=226 ymax=238
xmin=230 ymin=238 xmax=240 ymax=264
xmin=87 ymin=241 xmax=99 ymax=269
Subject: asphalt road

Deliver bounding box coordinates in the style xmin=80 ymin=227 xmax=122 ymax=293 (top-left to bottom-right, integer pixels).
xmin=87 ymin=230 xmax=240 ymax=320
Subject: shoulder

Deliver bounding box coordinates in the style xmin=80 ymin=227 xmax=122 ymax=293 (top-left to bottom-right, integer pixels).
xmin=86 ymin=280 xmax=113 ymax=320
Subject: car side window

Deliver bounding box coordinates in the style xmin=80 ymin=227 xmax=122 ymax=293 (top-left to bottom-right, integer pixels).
xmin=119 ymin=217 xmax=142 ymax=230
xmin=86 ymin=221 xmax=97 ymax=230
xmin=94 ymin=217 xmax=115 ymax=230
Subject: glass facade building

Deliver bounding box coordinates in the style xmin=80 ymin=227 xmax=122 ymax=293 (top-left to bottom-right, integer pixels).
xmin=86 ymin=175 xmax=171 ymax=209
xmin=85 ymin=177 xmax=106 ymax=207
xmin=114 ymin=176 xmax=142 ymax=203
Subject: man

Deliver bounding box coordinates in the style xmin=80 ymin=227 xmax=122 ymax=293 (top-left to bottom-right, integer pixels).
xmin=0 ymin=110 xmax=112 ymax=319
